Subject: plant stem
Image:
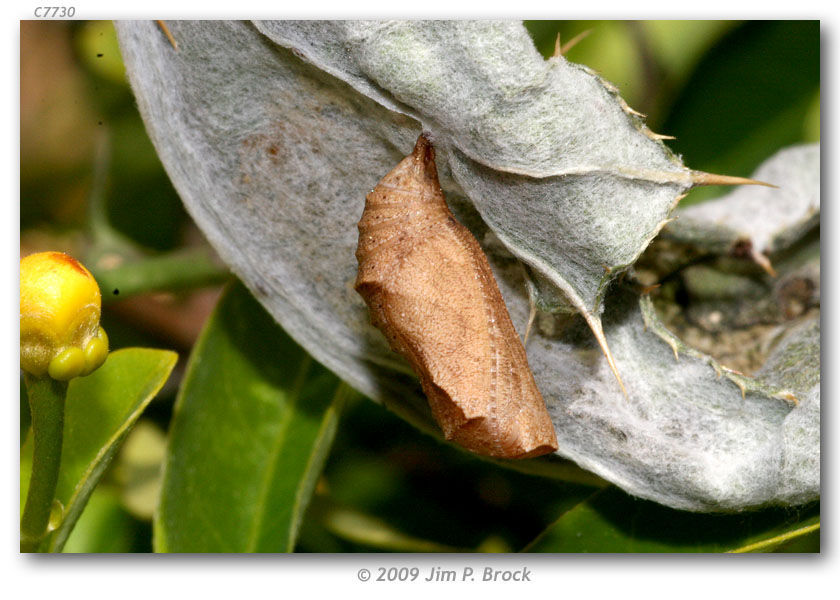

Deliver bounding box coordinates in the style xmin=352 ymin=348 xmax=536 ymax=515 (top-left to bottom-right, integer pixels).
xmin=90 ymin=249 xmax=231 ymax=303
xmin=20 ymin=375 xmax=67 ymax=552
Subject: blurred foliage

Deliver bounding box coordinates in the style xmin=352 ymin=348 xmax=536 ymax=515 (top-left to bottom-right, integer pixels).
xmin=21 ymin=21 xmax=188 ymax=248
xmin=20 ymin=20 xmax=819 ymax=553
xmin=62 ymin=486 xmax=151 ymax=553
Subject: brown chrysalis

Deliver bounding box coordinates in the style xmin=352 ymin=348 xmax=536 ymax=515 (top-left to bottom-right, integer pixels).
xmin=355 ymin=134 xmax=559 ymax=459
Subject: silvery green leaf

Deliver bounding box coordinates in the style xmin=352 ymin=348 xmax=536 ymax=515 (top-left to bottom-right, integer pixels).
xmin=488 ymin=244 xmax=817 ymax=512
xmin=665 ymin=144 xmax=820 ymax=261
xmin=753 ymin=318 xmax=820 ymax=507
xmin=255 ymin=20 xmax=691 ymax=320
xmin=116 ymin=20 xmax=424 ymax=409
xmin=116 ymin=20 xmax=818 ymax=511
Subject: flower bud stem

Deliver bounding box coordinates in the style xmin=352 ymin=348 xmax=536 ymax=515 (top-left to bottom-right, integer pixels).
xmin=20 ymin=375 xmax=67 ymax=552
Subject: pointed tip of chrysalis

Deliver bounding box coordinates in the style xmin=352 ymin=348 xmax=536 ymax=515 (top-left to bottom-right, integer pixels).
xmin=414 ymin=132 xmax=435 ymax=162
xmin=690 ymin=170 xmax=778 ymax=189
xmin=412 ymin=133 xmax=438 ymax=181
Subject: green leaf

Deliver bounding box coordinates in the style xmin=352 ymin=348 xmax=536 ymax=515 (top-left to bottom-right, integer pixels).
xmin=20 ymin=347 xmax=177 ymax=552
xmin=728 ymin=518 xmax=820 ymax=553
xmin=154 ymin=282 xmax=351 ymax=552
xmin=524 ymin=486 xmax=819 ymax=553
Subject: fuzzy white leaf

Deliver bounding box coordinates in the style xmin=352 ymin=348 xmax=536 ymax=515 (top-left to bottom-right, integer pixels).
xmin=116 ymin=20 xmax=819 ymax=511
xmin=666 ymin=144 xmax=820 ymax=258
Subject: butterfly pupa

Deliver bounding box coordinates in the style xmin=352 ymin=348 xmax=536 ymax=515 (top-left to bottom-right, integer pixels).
xmin=355 ymin=134 xmax=559 ymax=459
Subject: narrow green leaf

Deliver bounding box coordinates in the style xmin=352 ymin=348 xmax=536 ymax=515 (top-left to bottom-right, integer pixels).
xmin=524 ymin=486 xmax=819 ymax=553
xmin=154 ymin=282 xmax=350 ymax=552
xmin=20 ymin=348 xmax=178 ymax=552
xmin=52 ymin=349 xmax=176 ymax=552
xmin=727 ymin=519 xmax=820 ymax=553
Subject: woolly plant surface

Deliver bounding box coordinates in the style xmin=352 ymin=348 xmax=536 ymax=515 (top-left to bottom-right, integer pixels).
xmin=116 ymin=20 xmax=819 ymax=512
xmin=664 ymin=143 xmax=820 ymax=257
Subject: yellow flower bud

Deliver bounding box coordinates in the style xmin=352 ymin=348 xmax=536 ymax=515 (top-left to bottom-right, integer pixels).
xmin=48 ymin=347 xmax=85 ymax=381
xmin=20 ymin=252 xmax=108 ymax=378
